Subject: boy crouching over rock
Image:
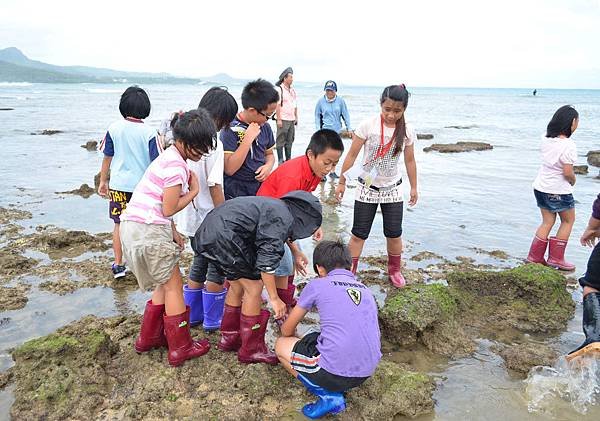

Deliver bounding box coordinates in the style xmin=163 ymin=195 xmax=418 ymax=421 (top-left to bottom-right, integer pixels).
xmin=275 ymin=240 xmax=382 ymax=419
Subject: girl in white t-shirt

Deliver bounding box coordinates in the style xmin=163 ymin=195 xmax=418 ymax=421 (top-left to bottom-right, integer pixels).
xmin=175 ymin=87 xmax=238 ymax=331
xmin=335 ymin=84 xmax=418 ymax=288
xmin=527 ymin=105 xmax=579 ymax=270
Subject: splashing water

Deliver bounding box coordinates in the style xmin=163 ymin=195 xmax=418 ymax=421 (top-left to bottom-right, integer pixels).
xmin=525 ymin=356 xmax=600 ymax=415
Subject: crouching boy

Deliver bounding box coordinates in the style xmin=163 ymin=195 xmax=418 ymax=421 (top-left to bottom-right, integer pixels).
xmin=195 ymin=190 xmax=322 ymax=365
xmin=275 ymin=240 xmax=382 ymax=419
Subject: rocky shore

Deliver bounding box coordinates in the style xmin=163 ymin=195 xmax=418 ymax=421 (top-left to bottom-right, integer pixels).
xmin=0 ymin=206 xmax=578 ymax=420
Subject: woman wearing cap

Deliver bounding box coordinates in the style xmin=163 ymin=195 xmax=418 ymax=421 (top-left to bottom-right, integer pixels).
xmin=275 ymin=67 xmax=298 ymax=164
xmin=314 ymin=80 xmax=352 ymax=179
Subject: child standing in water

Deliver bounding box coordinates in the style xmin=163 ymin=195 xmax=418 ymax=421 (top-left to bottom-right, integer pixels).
xmin=120 ymin=109 xmax=216 ymax=367
xmin=335 ymin=84 xmax=418 ymax=288
xmin=527 ymin=105 xmax=579 ymax=271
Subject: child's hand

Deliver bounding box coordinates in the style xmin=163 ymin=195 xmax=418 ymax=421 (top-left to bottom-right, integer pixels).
xmin=173 ymin=230 xmax=185 ymax=250
xmin=254 ymin=164 xmax=272 ymax=182
xmin=335 ymin=183 xmax=346 ymax=202
xmin=294 ymin=251 xmax=309 ymax=276
xmin=409 ymin=188 xmax=418 ymax=206
xmin=244 ymin=122 xmax=261 ymax=143
xmin=98 ymin=181 xmax=109 ymax=198
xmin=270 ymin=297 xmax=287 ymax=320
xmin=188 ymin=172 xmax=199 ymax=195
xmin=580 ymin=229 xmax=600 ymax=247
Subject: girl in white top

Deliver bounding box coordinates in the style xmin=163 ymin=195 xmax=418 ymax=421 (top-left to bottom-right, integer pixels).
xmin=336 ymin=84 xmax=418 ymax=288
xmin=174 ymin=87 xmax=238 ymax=330
xmin=527 ymin=105 xmax=579 ymax=270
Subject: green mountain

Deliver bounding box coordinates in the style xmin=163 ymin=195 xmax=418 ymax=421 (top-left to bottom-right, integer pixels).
xmin=0 ymin=47 xmax=234 ymax=84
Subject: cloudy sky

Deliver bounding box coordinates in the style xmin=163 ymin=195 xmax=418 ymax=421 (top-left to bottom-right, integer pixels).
xmin=2 ymin=0 xmax=599 ymax=88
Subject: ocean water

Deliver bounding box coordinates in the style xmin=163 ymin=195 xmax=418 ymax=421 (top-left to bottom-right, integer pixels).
xmin=1 ymin=82 xmax=600 ymax=420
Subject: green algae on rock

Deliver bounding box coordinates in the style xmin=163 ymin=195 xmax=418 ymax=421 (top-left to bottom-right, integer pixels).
xmin=379 ymin=284 xmax=474 ymax=357
xmin=447 ymin=263 xmax=575 ymax=332
xmin=496 ymin=342 xmax=558 ymax=375
xmin=347 ymin=360 xmax=435 ymax=419
xmin=6 ymin=315 xmax=435 ymax=421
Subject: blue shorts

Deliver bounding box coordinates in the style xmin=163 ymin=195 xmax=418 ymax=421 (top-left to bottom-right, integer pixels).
xmin=534 ymin=189 xmax=575 ymax=213
xmin=274 ymin=243 xmax=294 ymax=277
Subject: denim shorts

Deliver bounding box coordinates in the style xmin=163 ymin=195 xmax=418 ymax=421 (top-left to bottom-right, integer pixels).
xmin=534 ymin=189 xmax=575 ymax=213
xmin=274 ymin=243 xmax=294 ymax=276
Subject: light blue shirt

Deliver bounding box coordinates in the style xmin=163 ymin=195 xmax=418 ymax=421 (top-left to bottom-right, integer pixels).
xmin=102 ymin=119 xmax=159 ymax=192
xmin=314 ymin=95 xmax=351 ymax=133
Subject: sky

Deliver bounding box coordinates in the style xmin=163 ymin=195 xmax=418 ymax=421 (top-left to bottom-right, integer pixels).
xmin=1 ymin=0 xmax=600 ymax=89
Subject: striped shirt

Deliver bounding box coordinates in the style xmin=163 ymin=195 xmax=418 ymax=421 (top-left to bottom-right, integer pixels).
xmin=121 ymin=146 xmax=189 ymax=225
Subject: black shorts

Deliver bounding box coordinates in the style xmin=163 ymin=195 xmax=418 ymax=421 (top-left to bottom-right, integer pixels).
xmin=351 ymin=200 xmax=404 ymax=240
xmin=189 ymin=237 xmax=225 ymax=285
xmin=108 ymin=190 xmax=132 ymax=223
xmin=291 ymin=332 xmax=368 ymax=393
xmin=580 ymin=242 xmax=600 ymax=290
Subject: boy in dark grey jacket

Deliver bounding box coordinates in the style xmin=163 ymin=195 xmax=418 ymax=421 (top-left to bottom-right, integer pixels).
xmin=195 ymin=190 xmax=322 ymax=365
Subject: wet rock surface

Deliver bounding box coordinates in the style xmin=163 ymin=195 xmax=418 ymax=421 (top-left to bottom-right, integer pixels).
xmin=0 ymin=249 xmax=38 ymax=283
xmin=56 ymin=183 xmax=96 ymax=198
xmin=81 ymin=140 xmax=98 ymax=151
xmin=417 ymin=133 xmax=434 ymax=140
xmin=0 ymin=207 xmax=32 ymax=225
xmin=0 ymin=283 xmax=31 ymax=311
xmin=5 ymin=315 xmax=435 ymax=420
xmin=11 ymin=225 xmax=109 ymax=258
xmin=30 ymin=129 xmax=63 ymax=135
xmin=498 ymin=342 xmax=558 ymax=374
xmin=587 ymin=150 xmax=600 ymax=167
xmin=444 ymin=124 xmax=477 ymax=129
xmin=423 ymin=141 xmax=493 ymax=153
xmin=574 ymin=165 xmax=589 ymax=175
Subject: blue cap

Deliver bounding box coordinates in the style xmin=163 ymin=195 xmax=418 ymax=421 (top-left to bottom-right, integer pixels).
xmin=324 ymin=80 xmax=337 ymax=92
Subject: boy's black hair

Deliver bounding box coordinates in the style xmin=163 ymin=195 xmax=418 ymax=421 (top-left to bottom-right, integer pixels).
xmin=171 ymin=109 xmax=217 ymax=155
xmin=380 ymin=84 xmax=410 ymax=155
xmin=119 ymin=86 xmax=151 ymax=119
xmin=313 ymin=240 xmax=352 ymax=273
xmin=306 ymin=129 xmax=344 ymax=157
xmin=241 ymin=78 xmax=279 ymax=111
xmin=546 ymin=105 xmax=579 ymax=138
xmin=198 ymin=87 xmax=238 ymax=131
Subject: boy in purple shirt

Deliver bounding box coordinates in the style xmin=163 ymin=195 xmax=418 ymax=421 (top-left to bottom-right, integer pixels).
xmin=275 ymin=240 xmax=382 ymax=419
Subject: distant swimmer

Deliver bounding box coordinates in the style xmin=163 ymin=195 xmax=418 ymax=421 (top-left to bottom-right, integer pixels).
xmin=533 ymin=89 xmax=537 ymax=96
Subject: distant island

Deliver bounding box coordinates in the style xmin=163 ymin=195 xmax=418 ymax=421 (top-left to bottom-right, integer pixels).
xmin=0 ymin=47 xmax=241 ymax=85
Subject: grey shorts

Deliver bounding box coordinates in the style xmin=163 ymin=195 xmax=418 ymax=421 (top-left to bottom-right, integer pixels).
xmin=120 ymin=220 xmax=180 ymax=291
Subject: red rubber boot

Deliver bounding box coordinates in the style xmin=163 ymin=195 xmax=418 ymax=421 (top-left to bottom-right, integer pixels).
xmin=388 ymin=254 xmax=407 ymax=288
xmin=217 ymin=304 xmax=242 ymax=352
xmin=526 ymin=235 xmax=548 ymax=265
xmin=134 ymin=299 xmax=167 ymax=353
xmin=237 ymin=309 xmax=279 ymax=365
xmin=163 ymin=306 xmax=210 ymax=367
xmin=547 ymin=237 xmax=575 ymax=271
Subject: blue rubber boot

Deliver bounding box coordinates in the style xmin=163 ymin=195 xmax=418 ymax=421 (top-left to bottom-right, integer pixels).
xmin=202 ymin=288 xmax=227 ymax=331
xmin=183 ymin=285 xmax=203 ymax=326
xmin=297 ymin=374 xmax=346 ymax=419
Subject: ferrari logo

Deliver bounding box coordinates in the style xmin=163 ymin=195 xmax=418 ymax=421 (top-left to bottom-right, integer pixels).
xmin=347 ymin=288 xmax=361 ymax=306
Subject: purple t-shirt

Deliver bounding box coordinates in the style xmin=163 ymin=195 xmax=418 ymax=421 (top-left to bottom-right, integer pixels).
xmin=297 ymin=269 xmax=382 ymax=378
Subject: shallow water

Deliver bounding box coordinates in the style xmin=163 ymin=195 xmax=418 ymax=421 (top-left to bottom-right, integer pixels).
xmin=1 ymin=82 xmax=600 ymax=419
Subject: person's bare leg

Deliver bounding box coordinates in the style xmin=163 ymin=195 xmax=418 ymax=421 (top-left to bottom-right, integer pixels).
xmin=113 ymin=223 xmax=124 ymax=265
xmin=224 ymin=281 xmax=243 ymax=307
xmin=275 ymin=336 xmax=301 ymax=377
xmin=535 ymin=209 xmax=557 ymax=240
xmin=239 ymin=278 xmax=263 ymax=316
xmin=163 ymin=265 xmax=186 ymax=316
xmin=556 ymin=208 xmax=575 ymax=240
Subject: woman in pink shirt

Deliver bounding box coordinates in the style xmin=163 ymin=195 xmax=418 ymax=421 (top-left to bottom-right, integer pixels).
xmin=120 ymin=109 xmax=217 ymax=367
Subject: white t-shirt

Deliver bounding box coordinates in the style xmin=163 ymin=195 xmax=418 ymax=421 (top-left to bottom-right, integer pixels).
xmin=354 ymin=115 xmax=416 ymax=187
xmin=174 ymin=140 xmax=224 ymax=237
xmin=532 ymin=136 xmax=577 ymax=194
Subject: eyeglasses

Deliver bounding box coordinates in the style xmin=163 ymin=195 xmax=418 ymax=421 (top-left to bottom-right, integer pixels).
xmin=256 ymin=109 xmax=276 ymax=120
